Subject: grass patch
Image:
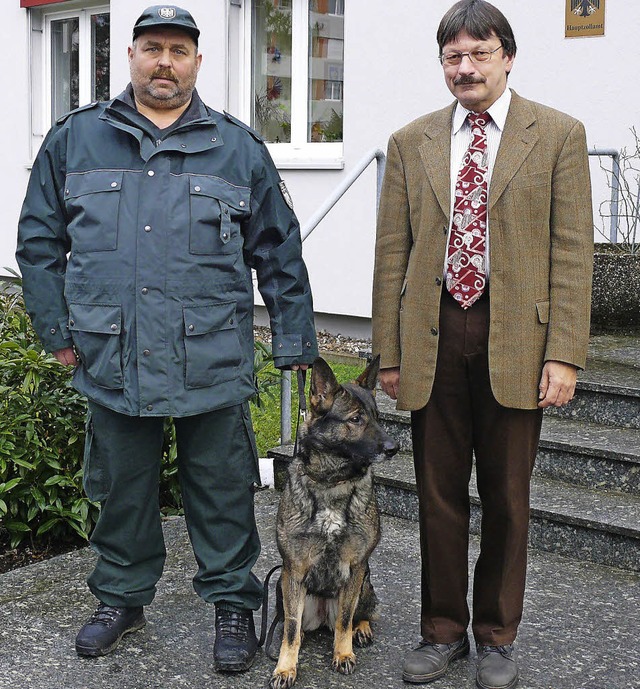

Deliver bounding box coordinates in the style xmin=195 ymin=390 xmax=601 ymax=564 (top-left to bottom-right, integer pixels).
xmin=250 ymin=360 xmax=366 ymax=455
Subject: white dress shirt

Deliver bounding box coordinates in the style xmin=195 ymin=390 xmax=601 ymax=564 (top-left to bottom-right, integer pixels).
xmin=445 ymin=87 xmax=512 ymax=278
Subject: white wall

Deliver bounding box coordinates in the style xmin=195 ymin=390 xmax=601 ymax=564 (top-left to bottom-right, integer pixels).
xmin=1 ymin=5 xmax=30 ymax=277
xmin=2 ymin=1 xmax=638 ymax=334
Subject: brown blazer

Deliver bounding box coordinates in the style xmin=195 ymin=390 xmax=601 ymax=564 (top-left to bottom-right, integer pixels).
xmin=372 ymin=90 xmax=593 ymax=411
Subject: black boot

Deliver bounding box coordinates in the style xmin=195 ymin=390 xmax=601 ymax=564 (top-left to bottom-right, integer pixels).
xmin=213 ymin=607 xmax=259 ymax=672
xmin=75 ymin=603 xmax=146 ymax=657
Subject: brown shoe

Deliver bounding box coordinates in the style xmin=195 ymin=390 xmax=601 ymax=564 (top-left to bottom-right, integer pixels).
xmin=476 ymin=644 xmax=519 ymax=689
xmin=402 ymin=635 xmax=470 ymax=683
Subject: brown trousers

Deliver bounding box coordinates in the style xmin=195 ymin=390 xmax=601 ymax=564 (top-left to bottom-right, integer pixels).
xmin=411 ymin=290 xmax=543 ymax=646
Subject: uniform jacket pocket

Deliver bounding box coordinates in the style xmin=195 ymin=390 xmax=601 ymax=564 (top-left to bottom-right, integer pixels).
xmin=183 ymin=301 xmax=242 ymax=389
xmin=188 ymin=175 xmax=250 ymax=255
xmin=64 ymin=170 xmax=123 ymax=252
xmin=82 ymin=411 xmax=109 ymax=502
xmin=68 ymin=302 xmax=124 ymax=390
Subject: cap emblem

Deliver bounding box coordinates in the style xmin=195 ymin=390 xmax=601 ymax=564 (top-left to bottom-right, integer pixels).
xmin=158 ymin=7 xmax=177 ymax=19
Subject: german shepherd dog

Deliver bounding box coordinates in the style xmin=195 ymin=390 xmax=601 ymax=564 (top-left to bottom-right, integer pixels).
xmin=269 ymin=356 xmax=399 ymax=689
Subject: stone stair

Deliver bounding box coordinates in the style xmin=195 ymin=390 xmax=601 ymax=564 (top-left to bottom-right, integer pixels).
xmin=270 ymin=335 xmax=640 ymax=573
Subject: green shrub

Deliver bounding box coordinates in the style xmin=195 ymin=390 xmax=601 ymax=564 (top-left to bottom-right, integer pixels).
xmin=0 ymin=281 xmax=284 ymax=549
xmin=0 ymin=285 xmax=94 ymax=549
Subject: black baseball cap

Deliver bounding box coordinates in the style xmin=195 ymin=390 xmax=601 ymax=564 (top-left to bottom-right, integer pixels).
xmin=133 ymin=5 xmax=200 ymax=45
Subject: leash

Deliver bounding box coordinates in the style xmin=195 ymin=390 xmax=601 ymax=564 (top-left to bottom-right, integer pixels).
xmin=292 ymin=367 xmax=307 ymax=459
xmin=257 ymin=563 xmax=283 ymax=660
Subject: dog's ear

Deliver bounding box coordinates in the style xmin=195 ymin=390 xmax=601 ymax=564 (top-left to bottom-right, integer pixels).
xmin=310 ymin=357 xmax=341 ymax=414
xmin=355 ymin=354 xmax=380 ymax=392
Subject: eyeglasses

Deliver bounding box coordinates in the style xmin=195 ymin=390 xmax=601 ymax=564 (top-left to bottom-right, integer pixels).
xmin=440 ymin=44 xmax=503 ymax=67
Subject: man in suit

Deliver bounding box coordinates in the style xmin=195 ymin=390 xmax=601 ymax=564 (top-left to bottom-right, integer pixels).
xmin=372 ymin=1 xmax=593 ymax=687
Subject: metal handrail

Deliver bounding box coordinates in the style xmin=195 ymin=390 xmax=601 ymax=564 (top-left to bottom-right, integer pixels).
xmin=301 ymin=147 xmax=387 ymax=240
xmin=589 ymin=148 xmax=620 ymax=242
xmin=279 ymin=147 xmax=387 ymax=445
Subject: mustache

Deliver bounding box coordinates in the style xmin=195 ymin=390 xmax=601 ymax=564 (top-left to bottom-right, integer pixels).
xmin=454 ymin=76 xmax=486 ymax=86
xmin=151 ymin=69 xmax=178 ymax=82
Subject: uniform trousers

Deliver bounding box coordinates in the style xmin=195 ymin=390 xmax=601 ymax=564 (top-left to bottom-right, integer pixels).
xmin=83 ymin=400 xmax=263 ymax=611
xmin=411 ymin=290 xmax=543 ymax=646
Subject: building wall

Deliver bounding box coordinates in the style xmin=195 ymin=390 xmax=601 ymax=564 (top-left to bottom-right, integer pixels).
xmin=2 ymin=1 xmax=637 ymax=334
xmin=1 ymin=4 xmax=31 ymax=278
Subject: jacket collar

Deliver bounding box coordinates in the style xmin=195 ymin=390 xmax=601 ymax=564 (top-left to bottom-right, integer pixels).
xmin=100 ymin=86 xmax=223 ymax=161
xmin=418 ymin=89 xmax=538 ymax=217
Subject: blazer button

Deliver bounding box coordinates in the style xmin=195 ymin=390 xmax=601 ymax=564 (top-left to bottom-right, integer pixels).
xmin=431 ymin=327 xmax=439 ymax=336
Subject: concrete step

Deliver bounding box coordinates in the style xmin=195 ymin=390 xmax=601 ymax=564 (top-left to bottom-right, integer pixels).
xmin=546 ymin=358 xmax=640 ymax=429
xmin=536 ymin=416 xmax=640 ymax=495
xmin=372 ymin=453 xmax=640 ymax=573
xmin=375 ymin=395 xmax=640 ymax=495
xmin=269 ymin=445 xmax=640 ymax=573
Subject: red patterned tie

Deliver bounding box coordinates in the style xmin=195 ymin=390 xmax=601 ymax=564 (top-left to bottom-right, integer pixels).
xmin=446 ymin=112 xmax=490 ymax=309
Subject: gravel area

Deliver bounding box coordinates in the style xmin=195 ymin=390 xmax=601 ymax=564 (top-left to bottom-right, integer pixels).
xmin=254 ymin=325 xmax=372 ymax=357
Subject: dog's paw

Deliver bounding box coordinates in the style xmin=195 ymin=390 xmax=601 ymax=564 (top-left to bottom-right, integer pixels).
xmin=332 ymin=652 xmax=356 ymax=675
xmin=353 ymin=620 xmax=374 ymax=647
xmin=269 ymin=668 xmax=297 ymax=689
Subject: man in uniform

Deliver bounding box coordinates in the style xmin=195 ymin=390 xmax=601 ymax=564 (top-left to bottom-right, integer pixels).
xmin=372 ymin=1 xmax=593 ymax=687
xmin=17 ymin=5 xmax=317 ymax=673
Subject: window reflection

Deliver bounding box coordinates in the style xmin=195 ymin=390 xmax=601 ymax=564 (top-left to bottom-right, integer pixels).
xmin=252 ymin=0 xmax=293 ymax=143
xmin=92 ymin=13 xmax=110 ymax=103
xmin=308 ymin=0 xmax=344 ymax=142
xmin=51 ymin=17 xmax=79 ymax=122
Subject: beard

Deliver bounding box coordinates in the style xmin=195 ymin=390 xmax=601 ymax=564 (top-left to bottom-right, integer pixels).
xmin=131 ymin=65 xmax=198 ymax=111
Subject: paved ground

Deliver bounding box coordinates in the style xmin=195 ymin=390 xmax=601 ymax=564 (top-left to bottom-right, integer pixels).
xmin=1 ymin=488 xmax=638 ymax=689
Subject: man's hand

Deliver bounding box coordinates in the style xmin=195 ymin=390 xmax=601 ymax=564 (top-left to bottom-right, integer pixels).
xmin=538 ymin=361 xmax=577 ymax=408
xmin=53 ymin=347 xmax=78 ymax=367
xmin=291 ymin=364 xmax=310 ymax=371
xmin=379 ymin=366 xmax=400 ymax=400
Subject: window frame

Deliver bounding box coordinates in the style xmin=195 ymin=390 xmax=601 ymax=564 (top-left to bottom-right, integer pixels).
xmin=28 ymin=1 xmax=109 ymax=160
xmin=241 ymin=0 xmax=344 ymax=169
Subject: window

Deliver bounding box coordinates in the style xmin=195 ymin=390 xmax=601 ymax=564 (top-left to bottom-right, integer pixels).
xmin=29 ymin=2 xmax=109 ymax=158
xmin=47 ymin=7 xmax=110 ymax=122
xmin=248 ymin=0 xmax=344 ymax=167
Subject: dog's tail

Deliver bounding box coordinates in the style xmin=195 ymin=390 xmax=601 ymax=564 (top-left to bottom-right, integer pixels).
xmin=258 ymin=563 xmax=283 ymax=661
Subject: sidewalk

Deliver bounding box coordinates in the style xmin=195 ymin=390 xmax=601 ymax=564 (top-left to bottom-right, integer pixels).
xmin=1 ymin=489 xmax=638 ymax=689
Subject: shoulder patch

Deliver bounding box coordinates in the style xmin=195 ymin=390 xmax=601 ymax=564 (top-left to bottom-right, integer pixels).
xmin=223 ymin=111 xmax=264 ymax=143
xmin=56 ymin=101 xmax=101 ymax=125
xmin=279 ymin=180 xmax=294 ymax=210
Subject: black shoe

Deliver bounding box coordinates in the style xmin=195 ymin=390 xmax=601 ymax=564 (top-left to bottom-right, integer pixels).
xmin=75 ymin=603 xmax=146 ymax=657
xmin=213 ymin=607 xmax=259 ymax=672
